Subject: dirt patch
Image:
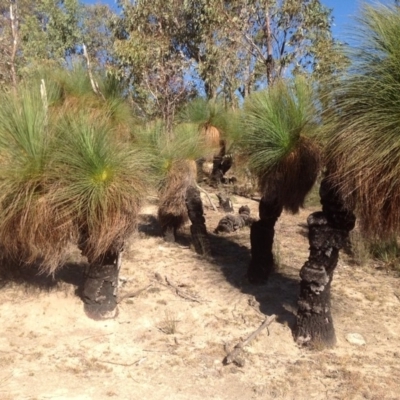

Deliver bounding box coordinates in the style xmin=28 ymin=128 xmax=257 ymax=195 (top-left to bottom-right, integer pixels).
xmin=1 ymin=190 xmax=400 ymax=399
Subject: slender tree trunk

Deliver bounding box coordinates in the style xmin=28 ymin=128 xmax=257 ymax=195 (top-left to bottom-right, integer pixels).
xmin=264 ymin=4 xmax=274 ymax=86
xmin=10 ymin=4 xmax=19 ymax=92
xmin=248 ymin=194 xmax=283 ymax=284
xmin=295 ymin=176 xmax=356 ymax=346
xmin=185 ymin=185 xmax=211 ymax=256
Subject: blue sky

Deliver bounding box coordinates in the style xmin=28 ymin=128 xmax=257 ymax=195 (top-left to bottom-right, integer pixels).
xmin=82 ymin=0 xmax=396 ymax=41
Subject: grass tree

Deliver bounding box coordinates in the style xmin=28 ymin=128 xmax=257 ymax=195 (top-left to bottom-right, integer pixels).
xmin=50 ymin=113 xmax=152 ymax=319
xmin=239 ymin=76 xmax=321 ymax=284
xmin=295 ymin=3 xmax=400 ymax=346
xmin=178 ymin=98 xmax=236 ymax=185
xmin=0 ymin=65 xmax=153 ymax=319
xmin=140 ymin=120 xmax=216 ymax=255
xmin=0 ymin=82 xmax=70 ymax=272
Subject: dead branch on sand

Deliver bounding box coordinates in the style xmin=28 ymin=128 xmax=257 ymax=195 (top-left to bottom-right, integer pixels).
xmin=154 ymin=273 xmax=203 ymax=303
xmin=117 ymin=284 xmax=153 ymax=304
xmin=96 ymin=357 xmax=147 ymax=367
xmin=196 ymin=184 xmax=218 ymax=211
xmin=223 ymin=314 xmax=276 ymax=367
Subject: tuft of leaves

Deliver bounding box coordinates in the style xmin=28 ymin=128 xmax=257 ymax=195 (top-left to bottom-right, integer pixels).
xmin=239 ymin=76 xmax=321 ymax=212
xmin=326 ymin=3 xmax=400 ymax=239
xmin=49 ymin=113 xmax=153 ymax=263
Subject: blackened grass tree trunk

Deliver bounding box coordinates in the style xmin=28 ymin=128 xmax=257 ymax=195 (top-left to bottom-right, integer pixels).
xmin=248 ymin=191 xmax=283 ymax=284
xmin=186 ymin=185 xmax=211 ymax=256
xmin=295 ymin=175 xmax=355 ymax=346
xmin=79 ymin=230 xmax=123 ymax=320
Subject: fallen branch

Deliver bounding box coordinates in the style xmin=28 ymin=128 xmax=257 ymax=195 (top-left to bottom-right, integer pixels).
xmin=196 ymin=184 xmax=218 ymax=212
xmin=223 ymin=314 xmax=276 ymax=367
xmin=117 ymin=284 xmax=153 ymax=304
xmin=96 ymin=357 xmax=147 ymax=367
xmin=79 ymin=333 xmax=113 ymax=345
xmin=154 ymin=273 xmax=202 ymax=303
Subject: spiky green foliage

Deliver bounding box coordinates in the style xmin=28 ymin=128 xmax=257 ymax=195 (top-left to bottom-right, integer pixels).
xmin=0 ymin=83 xmax=70 ymax=270
xmin=179 ymin=98 xmax=228 ymax=132
xmin=240 ymin=76 xmax=321 ymax=212
xmin=241 ymin=77 xmax=319 ymax=175
xmin=49 ymin=113 xmax=152 ymax=263
xmin=0 ymin=65 xmax=151 ymax=272
xmin=25 ymin=65 xmax=137 ymax=137
xmin=135 ymin=119 xmax=216 ymax=232
xmin=326 ymin=3 xmax=400 ymax=239
xmin=136 ymin=120 xmax=214 ymax=181
xmin=178 ymin=98 xmax=242 ymax=151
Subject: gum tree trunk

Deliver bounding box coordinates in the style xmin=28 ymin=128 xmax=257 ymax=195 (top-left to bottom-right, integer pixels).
xmin=295 ymin=177 xmax=355 ymax=346
xmin=248 ymin=194 xmax=283 ymax=284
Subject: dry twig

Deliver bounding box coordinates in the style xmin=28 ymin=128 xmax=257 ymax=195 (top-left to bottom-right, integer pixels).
xmin=154 ymin=273 xmax=202 ymax=303
xmin=196 ymin=184 xmax=218 ymax=211
xmin=117 ymin=284 xmax=153 ymax=304
xmin=223 ymin=314 xmax=276 ymax=367
xmin=96 ymin=357 xmax=147 ymax=367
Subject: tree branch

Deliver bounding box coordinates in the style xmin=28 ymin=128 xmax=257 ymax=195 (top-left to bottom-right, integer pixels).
xmin=223 ymin=314 xmax=276 ymax=366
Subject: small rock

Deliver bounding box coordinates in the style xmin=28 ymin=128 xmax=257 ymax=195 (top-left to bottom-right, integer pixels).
xmin=346 ymin=333 xmax=366 ymax=346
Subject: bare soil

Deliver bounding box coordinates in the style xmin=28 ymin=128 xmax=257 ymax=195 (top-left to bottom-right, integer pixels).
xmin=1 ymin=188 xmax=400 ymax=400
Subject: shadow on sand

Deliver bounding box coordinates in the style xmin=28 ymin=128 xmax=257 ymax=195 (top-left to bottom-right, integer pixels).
xmin=0 ymin=258 xmax=87 ymax=295
xmin=208 ymin=231 xmax=300 ymax=331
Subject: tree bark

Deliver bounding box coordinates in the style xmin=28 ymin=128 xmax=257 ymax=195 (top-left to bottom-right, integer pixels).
xmin=210 ymin=141 xmax=233 ymax=187
xmin=248 ymin=195 xmax=283 ymax=284
xmin=82 ymin=249 xmax=120 ymax=320
xmin=185 ymin=185 xmax=211 ymax=256
xmin=295 ymin=177 xmax=356 ymax=346
xmin=79 ymin=231 xmax=122 ymax=320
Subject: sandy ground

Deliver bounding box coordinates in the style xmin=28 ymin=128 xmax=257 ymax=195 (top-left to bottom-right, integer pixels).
xmin=1 ymin=188 xmax=400 ymax=400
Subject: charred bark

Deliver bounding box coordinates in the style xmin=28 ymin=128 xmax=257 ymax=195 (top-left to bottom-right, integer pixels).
xmin=295 ymin=177 xmax=356 ymax=346
xmin=160 ymin=216 xmax=184 ymax=243
xmin=217 ymin=192 xmax=234 ymax=213
xmin=215 ymin=205 xmax=255 ymax=234
xmin=210 ymin=142 xmax=233 ymax=187
xmin=79 ymin=231 xmax=122 ymax=320
xmin=248 ymin=195 xmax=283 ymax=284
xmin=185 ymin=185 xmax=211 ymax=256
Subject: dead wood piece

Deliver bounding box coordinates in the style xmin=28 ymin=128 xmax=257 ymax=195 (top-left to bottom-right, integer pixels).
xmin=154 ymin=273 xmax=202 ymax=303
xmin=223 ymin=314 xmax=276 ymax=367
xmin=217 ymin=193 xmax=234 ymax=212
xmin=117 ymin=284 xmax=153 ymax=304
xmin=96 ymin=357 xmax=147 ymax=367
xmin=196 ymin=184 xmax=218 ymax=211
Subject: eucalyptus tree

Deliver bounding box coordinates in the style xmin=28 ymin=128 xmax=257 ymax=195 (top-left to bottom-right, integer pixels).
xmin=296 ymin=3 xmax=400 ymax=346
xmin=112 ymin=0 xmax=342 ymax=121
xmin=0 ymin=0 xmax=116 ymax=87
